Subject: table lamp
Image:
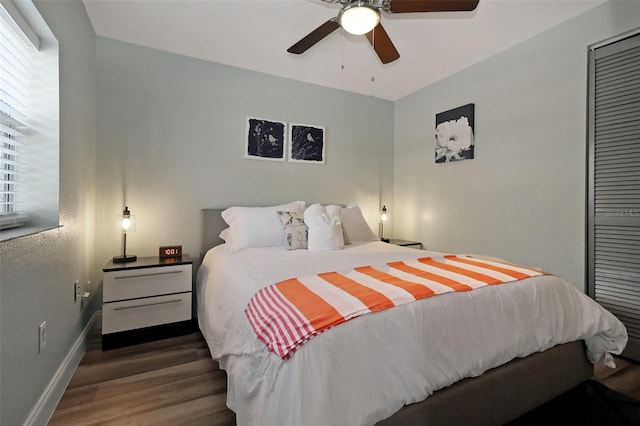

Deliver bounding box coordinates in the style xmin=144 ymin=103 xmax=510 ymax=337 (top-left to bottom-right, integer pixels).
xmin=113 ymin=206 xmax=137 ymax=263
xmin=380 ymin=205 xmax=389 ymax=243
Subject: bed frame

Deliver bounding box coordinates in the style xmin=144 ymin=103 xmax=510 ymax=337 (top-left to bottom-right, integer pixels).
xmin=200 ymin=208 xmax=593 ymax=426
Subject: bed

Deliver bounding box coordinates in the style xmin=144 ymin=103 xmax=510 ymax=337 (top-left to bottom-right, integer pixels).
xmin=196 ymin=205 xmax=627 ymax=426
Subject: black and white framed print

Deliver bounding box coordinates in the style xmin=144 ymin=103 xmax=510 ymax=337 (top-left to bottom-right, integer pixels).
xmin=245 ymin=116 xmax=287 ymax=161
xmin=288 ymin=123 xmax=325 ymax=164
xmin=435 ymin=103 xmax=475 ymax=163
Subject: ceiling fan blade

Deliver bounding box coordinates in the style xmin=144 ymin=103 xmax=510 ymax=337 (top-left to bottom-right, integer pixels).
xmin=365 ymin=24 xmax=400 ymax=64
xmin=389 ymin=0 xmax=479 ymax=13
xmin=287 ymin=19 xmax=340 ymax=54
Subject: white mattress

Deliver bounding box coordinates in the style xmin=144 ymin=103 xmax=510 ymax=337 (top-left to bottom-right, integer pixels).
xmin=196 ymin=242 xmax=627 ymax=426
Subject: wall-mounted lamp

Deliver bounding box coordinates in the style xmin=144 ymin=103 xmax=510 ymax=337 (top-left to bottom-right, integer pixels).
xmin=380 ymin=205 xmax=389 ymax=243
xmin=113 ymin=206 xmax=137 ymax=263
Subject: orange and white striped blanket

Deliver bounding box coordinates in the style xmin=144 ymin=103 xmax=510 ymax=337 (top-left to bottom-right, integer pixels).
xmin=245 ymin=255 xmax=547 ymax=359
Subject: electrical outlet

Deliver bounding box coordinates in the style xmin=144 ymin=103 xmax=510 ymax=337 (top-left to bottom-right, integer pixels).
xmin=74 ymin=280 xmax=81 ymax=302
xmin=39 ymin=321 xmax=47 ymax=352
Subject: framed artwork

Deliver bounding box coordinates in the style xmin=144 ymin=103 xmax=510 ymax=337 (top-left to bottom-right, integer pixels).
xmin=288 ymin=123 xmax=325 ymax=164
xmin=435 ymin=103 xmax=475 ymax=163
xmin=245 ymin=117 xmax=287 ymax=161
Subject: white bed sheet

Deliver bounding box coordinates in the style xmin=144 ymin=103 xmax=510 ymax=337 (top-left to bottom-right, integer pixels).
xmin=196 ymin=242 xmax=627 ymax=426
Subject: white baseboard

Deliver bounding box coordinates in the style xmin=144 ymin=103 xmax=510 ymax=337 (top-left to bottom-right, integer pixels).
xmin=24 ymin=311 xmax=102 ymax=426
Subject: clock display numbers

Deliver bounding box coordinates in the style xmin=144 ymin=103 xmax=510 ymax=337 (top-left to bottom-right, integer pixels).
xmin=159 ymin=245 xmax=182 ymax=259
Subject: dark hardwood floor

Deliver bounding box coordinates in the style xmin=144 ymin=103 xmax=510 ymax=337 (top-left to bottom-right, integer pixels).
xmin=49 ymin=331 xmax=640 ymax=425
xmin=594 ymin=356 xmax=640 ymax=401
xmin=48 ymin=332 xmax=235 ymax=426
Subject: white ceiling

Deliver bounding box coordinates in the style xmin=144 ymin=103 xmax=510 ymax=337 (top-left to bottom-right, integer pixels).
xmin=82 ymin=0 xmax=606 ymax=101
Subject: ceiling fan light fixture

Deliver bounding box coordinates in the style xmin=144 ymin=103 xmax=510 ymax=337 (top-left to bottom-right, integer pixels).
xmin=339 ymin=1 xmax=380 ymax=35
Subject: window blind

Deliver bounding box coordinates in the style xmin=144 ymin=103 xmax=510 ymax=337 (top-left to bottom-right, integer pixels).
xmin=0 ymin=3 xmax=36 ymax=229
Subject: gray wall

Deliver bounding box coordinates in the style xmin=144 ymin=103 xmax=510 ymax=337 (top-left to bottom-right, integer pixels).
xmin=393 ymin=0 xmax=640 ymax=290
xmin=94 ymin=37 xmax=395 ymax=266
xmin=3 ymin=1 xmax=637 ymax=423
xmin=0 ymin=1 xmax=98 ymax=425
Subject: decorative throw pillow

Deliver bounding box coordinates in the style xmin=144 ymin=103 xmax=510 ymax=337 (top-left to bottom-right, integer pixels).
xmin=277 ymin=210 xmax=308 ymax=250
xmin=304 ymin=204 xmax=344 ymax=252
xmin=325 ymin=204 xmax=350 ymax=245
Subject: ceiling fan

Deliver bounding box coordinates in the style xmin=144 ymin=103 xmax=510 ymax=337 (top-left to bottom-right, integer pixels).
xmin=287 ymin=0 xmax=480 ymax=64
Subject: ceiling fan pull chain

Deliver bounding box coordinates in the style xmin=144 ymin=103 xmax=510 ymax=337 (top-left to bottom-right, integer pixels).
xmin=370 ymin=29 xmax=377 ymax=97
xmin=341 ymin=28 xmax=345 ymax=70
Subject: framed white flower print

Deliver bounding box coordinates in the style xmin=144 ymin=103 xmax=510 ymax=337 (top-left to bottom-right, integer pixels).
xmin=435 ymin=104 xmax=475 ymax=163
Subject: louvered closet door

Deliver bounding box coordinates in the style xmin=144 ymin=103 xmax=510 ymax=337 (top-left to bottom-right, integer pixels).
xmin=588 ymin=32 xmax=640 ymax=361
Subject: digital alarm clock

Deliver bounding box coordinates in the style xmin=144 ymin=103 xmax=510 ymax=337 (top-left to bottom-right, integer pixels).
xmin=159 ymin=245 xmax=182 ymax=259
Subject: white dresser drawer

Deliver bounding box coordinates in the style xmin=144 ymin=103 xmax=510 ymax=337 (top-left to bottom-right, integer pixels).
xmin=104 ymin=264 xmax=191 ymax=302
xmin=102 ymin=292 xmax=191 ymax=334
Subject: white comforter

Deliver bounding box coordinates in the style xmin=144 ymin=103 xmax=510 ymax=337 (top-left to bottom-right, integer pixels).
xmin=196 ymin=242 xmax=627 ymax=426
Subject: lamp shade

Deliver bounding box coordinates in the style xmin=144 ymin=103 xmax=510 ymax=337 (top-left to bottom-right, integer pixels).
xmin=339 ymin=1 xmax=380 ymax=35
xmin=380 ymin=205 xmax=389 ymax=223
xmin=119 ymin=206 xmax=136 ymax=233
xmin=113 ymin=206 xmax=137 ymax=263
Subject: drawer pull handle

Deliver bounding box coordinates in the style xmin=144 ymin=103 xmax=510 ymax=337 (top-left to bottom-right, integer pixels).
xmin=114 ymin=270 xmax=182 ymax=280
xmin=114 ymin=299 xmax=182 ymax=311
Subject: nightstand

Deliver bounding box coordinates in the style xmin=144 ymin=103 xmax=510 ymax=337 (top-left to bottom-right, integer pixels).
xmin=102 ymin=255 xmax=193 ymax=350
xmin=388 ymin=239 xmax=422 ymax=250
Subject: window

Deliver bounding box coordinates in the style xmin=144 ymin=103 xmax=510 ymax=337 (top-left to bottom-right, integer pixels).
xmin=0 ymin=0 xmax=59 ymax=241
xmin=0 ymin=2 xmax=36 ymax=230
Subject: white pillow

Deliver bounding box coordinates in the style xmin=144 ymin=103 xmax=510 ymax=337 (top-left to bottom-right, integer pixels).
xmin=304 ymin=204 xmax=344 ymax=252
xmin=219 ymin=227 xmax=231 ymax=242
xmin=221 ymin=201 xmax=305 ymax=252
xmin=341 ymin=204 xmax=379 ymax=242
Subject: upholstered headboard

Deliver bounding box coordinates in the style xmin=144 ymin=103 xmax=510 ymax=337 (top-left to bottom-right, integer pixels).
xmin=201 ymin=208 xmax=226 ymax=256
